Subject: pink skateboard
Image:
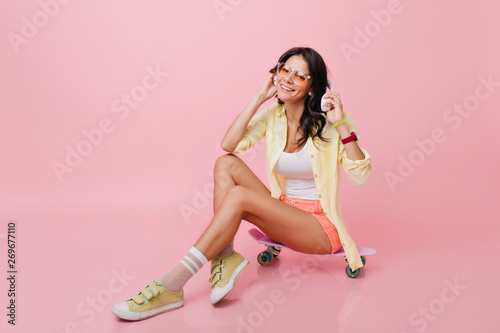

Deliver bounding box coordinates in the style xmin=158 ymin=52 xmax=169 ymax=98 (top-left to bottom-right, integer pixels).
xmin=248 ymin=228 xmax=377 ymax=278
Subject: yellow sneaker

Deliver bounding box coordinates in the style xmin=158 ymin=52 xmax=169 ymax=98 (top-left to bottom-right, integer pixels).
xmin=209 ymin=251 xmax=249 ymax=304
xmin=111 ymin=279 xmax=183 ymax=321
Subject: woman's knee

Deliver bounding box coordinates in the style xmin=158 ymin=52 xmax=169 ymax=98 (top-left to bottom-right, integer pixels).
xmin=215 ymin=154 xmax=240 ymax=171
xmin=223 ymin=185 xmax=250 ymax=208
xmin=214 ymin=154 xmax=244 ymax=180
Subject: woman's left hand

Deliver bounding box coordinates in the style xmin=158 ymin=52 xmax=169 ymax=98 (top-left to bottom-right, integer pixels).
xmin=323 ymin=91 xmax=344 ymax=124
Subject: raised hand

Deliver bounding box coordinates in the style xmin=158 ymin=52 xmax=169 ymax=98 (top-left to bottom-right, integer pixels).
xmin=322 ymin=90 xmax=344 ymax=124
xmin=256 ymin=73 xmax=278 ymax=102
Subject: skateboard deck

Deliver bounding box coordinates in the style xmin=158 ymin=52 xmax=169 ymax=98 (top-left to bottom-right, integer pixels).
xmin=249 ymin=228 xmax=377 ymax=256
xmin=248 ymin=228 xmax=377 ymax=278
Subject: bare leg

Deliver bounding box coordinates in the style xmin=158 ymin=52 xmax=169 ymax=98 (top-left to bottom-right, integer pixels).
xmin=194 ymin=184 xmax=333 ymax=261
xmin=159 ymin=154 xmax=272 ymax=291
xmin=124 ymin=153 xmax=331 ymax=308
xmin=212 ymin=154 xmax=270 ymax=258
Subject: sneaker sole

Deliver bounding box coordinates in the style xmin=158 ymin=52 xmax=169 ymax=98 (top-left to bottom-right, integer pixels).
xmin=111 ymin=300 xmax=184 ymax=321
xmin=210 ymin=258 xmax=249 ymax=305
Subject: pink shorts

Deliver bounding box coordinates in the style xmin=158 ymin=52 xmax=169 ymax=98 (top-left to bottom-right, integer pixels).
xmin=279 ymin=194 xmax=342 ymax=254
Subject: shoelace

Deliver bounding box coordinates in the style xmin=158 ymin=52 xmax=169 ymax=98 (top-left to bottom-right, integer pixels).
xmin=208 ymin=259 xmax=224 ymax=289
xmin=131 ymin=280 xmax=160 ymax=305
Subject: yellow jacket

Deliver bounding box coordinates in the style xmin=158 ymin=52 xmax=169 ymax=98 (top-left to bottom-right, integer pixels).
xmin=232 ymin=101 xmax=372 ymax=270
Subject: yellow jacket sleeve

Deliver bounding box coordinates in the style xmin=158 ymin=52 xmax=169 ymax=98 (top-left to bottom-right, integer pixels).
xmin=231 ymin=106 xmax=270 ymax=154
xmin=338 ymin=110 xmax=372 ymax=186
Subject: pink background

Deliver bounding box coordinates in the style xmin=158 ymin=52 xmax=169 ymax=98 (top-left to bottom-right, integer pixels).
xmin=1 ymin=0 xmax=499 ymax=332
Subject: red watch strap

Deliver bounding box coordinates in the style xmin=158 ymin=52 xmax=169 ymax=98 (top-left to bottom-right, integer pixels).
xmin=341 ymin=132 xmax=358 ymax=144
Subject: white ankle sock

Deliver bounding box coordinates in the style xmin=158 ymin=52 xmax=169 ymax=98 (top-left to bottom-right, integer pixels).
xmin=159 ymin=247 xmax=208 ymax=292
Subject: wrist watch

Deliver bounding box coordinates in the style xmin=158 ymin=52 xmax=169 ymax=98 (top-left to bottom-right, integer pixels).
xmin=341 ymin=132 xmax=358 ymax=145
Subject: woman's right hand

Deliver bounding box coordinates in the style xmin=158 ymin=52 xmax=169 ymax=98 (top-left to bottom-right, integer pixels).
xmin=255 ymin=73 xmax=278 ymax=103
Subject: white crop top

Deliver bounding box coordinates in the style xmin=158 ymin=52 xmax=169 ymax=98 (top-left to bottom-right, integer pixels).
xmin=276 ymin=140 xmax=319 ymax=200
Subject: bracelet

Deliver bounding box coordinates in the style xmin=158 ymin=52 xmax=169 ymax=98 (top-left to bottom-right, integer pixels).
xmin=332 ymin=119 xmax=346 ymax=128
xmin=341 ymin=132 xmax=358 ymax=145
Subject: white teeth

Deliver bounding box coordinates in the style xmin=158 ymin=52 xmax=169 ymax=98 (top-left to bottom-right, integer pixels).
xmin=281 ymin=85 xmax=293 ymax=92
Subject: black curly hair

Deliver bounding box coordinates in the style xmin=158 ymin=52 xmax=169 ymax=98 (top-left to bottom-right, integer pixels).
xmin=269 ymin=47 xmax=331 ymax=151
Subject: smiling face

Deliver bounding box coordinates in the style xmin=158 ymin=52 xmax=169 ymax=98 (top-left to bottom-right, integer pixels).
xmin=276 ymin=55 xmax=313 ymax=105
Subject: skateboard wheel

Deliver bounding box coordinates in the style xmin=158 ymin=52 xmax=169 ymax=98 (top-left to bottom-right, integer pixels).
xmin=269 ymin=246 xmax=281 ymax=257
xmin=257 ymin=250 xmax=273 ymax=266
xmin=345 ymin=265 xmax=361 ymax=278
xmin=361 ymin=256 xmax=366 ymax=266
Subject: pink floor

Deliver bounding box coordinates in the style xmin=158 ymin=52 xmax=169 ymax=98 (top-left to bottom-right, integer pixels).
xmin=1 ymin=199 xmax=498 ymax=333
